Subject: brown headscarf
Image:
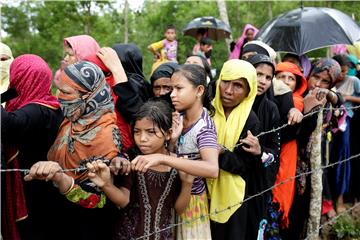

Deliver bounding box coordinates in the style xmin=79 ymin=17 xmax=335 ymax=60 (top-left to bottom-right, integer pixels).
xmin=47 ymin=61 xmax=122 ymax=180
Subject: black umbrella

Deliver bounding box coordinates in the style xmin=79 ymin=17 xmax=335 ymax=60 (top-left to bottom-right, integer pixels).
xmin=183 ymin=16 xmax=231 ymax=40
xmin=256 ymin=7 xmax=360 ymax=55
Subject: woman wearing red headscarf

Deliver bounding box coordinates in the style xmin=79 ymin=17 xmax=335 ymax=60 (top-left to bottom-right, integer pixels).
xmin=1 ymin=54 xmax=64 ymax=240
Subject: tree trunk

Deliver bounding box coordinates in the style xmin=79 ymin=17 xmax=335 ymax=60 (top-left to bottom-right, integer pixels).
xmin=124 ymin=0 xmax=129 ymax=43
xmin=306 ymin=110 xmax=323 ymax=239
xmin=268 ymin=1 xmax=273 ymax=20
xmin=216 ymin=0 xmax=231 ymax=53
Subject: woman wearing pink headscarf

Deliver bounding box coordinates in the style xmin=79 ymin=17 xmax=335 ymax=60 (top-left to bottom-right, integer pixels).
xmin=55 ymin=35 xmax=100 ymax=88
xmin=229 ymin=24 xmax=258 ymax=60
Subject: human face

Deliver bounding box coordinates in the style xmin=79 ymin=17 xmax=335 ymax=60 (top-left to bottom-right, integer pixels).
xmin=57 ymin=78 xmax=88 ymax=122
xmin=134 ymin=117 xmax=170 ymax=155
xmin=165 ymin=29 xmax=176 ymax=42
xmin=185 ymin=56 xmax=204 ymax=67
xmin=307 ymin=70 xmax=332 ymax=90
xmin=242 ymin=51 xmax=257 ymax=61
xmin=63 ymin=45 xmax=77 ymax=66
xmin=170 ymin=72 xmax=203 ymax=112
xmin=283 ymin=57 xmax=301 ymax=69
xmin=152 ymin=77 xmax=172 ymax=97
xmin=200 ymin=44 xmax=211 ymax=53
xmin=276 ymin=71 xmax=297 ymax=92
xmin=256 ymin=64 xmax=273 ymax=95
xmin=245 ymin=29 xmax=255 ymax=41
xmin=219 ymin=78 xmax=250 ymax=112
xmin=337 ymin=65 xmax=348 ymax=83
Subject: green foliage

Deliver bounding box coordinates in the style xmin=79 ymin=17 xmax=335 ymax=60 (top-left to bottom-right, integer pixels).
xmin=331 ymin=214 xmax=360 ymax=239
xmin=2 ymin=0 xmax=360 ymax=78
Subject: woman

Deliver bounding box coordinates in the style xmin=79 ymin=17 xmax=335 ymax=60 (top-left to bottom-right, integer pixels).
xmin=286 ymin=58 xmax=343 ymax=239
xmin=272 ymin=62 xmax=307 ymax=231
xmin=97 ymin=44 xmax=151 ymax=124
xmin=0 ymin=42 xmax=13 ymax=94
xmin=63 ymin=34 xmax=100 ymax=66
xmin=1 ymin=54 xmax=64 ymax=240
xmin=150 ymin=61 xmax=179 ymax=97
xmin=229 ymin=24 xmax=258 ymax=60
xmin=208 ymin=59 xmax=265 ymax=240
xmin=25 ymin=61 xmax=128 ymax=240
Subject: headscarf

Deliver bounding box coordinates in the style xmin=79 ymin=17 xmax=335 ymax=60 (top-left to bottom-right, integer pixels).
xmin=6 ymin=54 xmax=60 ymax=112
xmin=0 ymin=42 xmax=13 ymax=93
xmin=276 ymin=62 xmax=308 ymax=111
xmin=207 ymin=59 xmax=258 ymax=223
xmin=242 ymin=40 xmax=277 ymax=61
xmin=84 ymin=54 xmax=134 ymax=150
xmin=112 ymin=43 xmax=144 ymax=78
xmin=150 ymin=62 xmax=180 ymax=85
xmin=310 ymin=58 xmax=341 ymax=87
xmin=48 ymin=61 xmax=120 ymax=180
xmin=347 ymin=54 xmax=359 ymax=76
xmin=229 ymin=24 xmax=259 ymax=60
xmin=64 ymin=35 xmax=100 ymax=62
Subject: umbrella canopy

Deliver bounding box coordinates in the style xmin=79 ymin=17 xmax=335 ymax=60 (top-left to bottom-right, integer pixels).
xmin=255 ymin=7 xmax=360 ymax=55
xmin=183 ymin=16 xmax=231 ymax=40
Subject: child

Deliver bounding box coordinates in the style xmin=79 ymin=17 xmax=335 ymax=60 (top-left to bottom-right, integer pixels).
xmin=148 ymin=24 xmax=178 ymax=74
xmin=195 ymin=37 xmax=212 ymax=66
xmin=87 ymin=99 xmax=194 ymax=240
xmin=132 ymin=64 xmax=219 ymax=239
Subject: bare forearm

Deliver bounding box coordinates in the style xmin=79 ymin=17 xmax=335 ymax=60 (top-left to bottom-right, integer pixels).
xmin=161 ymin=156 xmax=218 ymax=178
xmin=53 ymin=173 xmax=74 ymax=194
xmin=101 ymin=184 xmax=130 ymax=208
xmin=345 ymin=95 xmax=360 ymax=104
xmin=175 ymin=182 xmax=193 ymax=214
xmin=113 ymin=69 xmax=128 ymax=84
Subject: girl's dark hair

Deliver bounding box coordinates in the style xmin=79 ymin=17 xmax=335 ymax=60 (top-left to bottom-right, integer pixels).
xmin=132 ymin=99 xmax=172 ymax=136
xmin=333 ymin=54 xmax=351 ymax=67
xmin=173 ymin=64 xmax=215 ymax=116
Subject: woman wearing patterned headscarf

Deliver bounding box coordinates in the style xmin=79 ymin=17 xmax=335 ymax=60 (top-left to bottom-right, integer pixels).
xmin=285 ymin=58 xmax=344 ymax=239
xmin=1 ymin=54 xmax=63 ymax=240
xmin=25 ymin=61 xmax=127 ymax=240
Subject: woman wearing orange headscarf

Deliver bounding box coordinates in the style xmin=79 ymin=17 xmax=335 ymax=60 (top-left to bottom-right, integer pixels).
xmin=272 ymin=62 xmax=307 ymax=228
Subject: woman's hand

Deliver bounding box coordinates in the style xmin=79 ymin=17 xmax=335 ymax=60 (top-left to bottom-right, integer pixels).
xmin=24 ymin=161 xmax=63 ymax=182
xmin=110 ymin=156 xmax=131 ymax=176
xmin=240 ymin=131 xmax=261 ymax=156
xmin=131 ymin=154 xmax=164 ymax=173
xmin=87 ymin=160 xmax=112 ymax=188
xmin=96 ymin=47 xmax=128 ymax=84
xmin=303 ymin=88 xmax=327 ymax=114
xmin=288 ymin=107 xmax=303 ymax=125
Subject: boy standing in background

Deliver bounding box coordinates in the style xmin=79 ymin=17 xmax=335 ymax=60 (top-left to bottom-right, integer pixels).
xmin=148 ymin=24 xmax=178 ymax=73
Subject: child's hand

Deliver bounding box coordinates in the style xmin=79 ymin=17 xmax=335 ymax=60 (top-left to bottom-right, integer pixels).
xmin=179 ymin=170 xmax=195 ymax=184
xmin=287 ymin=107 xmax=303 ymax=125
xmin=87 ymin=160 xmax=112 ymax=188
xmin=240 ymin=131 xmax=261 ymax=156
xmin=24 ymin=161 xmax=63 ymax=182
xmin=131 ymin=154 xmax=164 ymax=173
xmin=110 ymin=156 xmax=131 ymax=176
xmin=171 ymin=111 xmax=183 ymax=144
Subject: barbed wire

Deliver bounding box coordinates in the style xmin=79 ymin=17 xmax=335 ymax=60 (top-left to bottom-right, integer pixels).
xmin=135 ymin=152 xmax=360 ymax=240
xmin=1 ymin=105 xmax=359 ymax=240
xmin=304 ymin=202 xmax=360 ymax=240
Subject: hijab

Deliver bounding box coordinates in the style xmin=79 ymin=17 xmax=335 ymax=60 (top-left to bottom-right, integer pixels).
xmin=64 ymin=35 xmax=100 ymax=62
xmin=48 ymin=61 xmax=120 ymax=180
xmin=6 ymin=54 xmax=60 ymax=112
xmin=208 ymin=59 xmax=258 ymax=223
xmin=0 ymin=42 xmax=13 ymax=93
xmin=229 ymin=24 xmax=259 ymax=60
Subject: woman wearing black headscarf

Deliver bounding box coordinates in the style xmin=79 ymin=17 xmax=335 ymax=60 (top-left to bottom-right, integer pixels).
xmin=97 ymin=44 xmax=151 ymax=123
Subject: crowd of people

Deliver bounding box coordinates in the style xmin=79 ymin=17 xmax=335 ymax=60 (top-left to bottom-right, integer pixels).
xmin=1 ymin=22 xmax=360 ymax=240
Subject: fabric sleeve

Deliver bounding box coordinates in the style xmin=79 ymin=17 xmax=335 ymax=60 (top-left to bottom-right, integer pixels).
xmin=65 ymin=183 xmax=106 ymax=209
xmin=150 ymin=40 xmax=165 ymax=52
xmin=113 ymin=75 xmax=150 ymax=123
xmin=197 ymin=126 xmax=218 ymax=150
xmin=219 ymin=112 xmax=261 ymax=176
xmin=353 ymin=77 xmax=360 ymax=96
xmin=114 ymin=172 xmax=134 ymax=191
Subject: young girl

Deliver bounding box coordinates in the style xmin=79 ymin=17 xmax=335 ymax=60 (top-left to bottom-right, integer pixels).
xmin=132 ymin=64 xmax=219 ymax=239
xmin=87 ymin=99 xmax=194 ymax=240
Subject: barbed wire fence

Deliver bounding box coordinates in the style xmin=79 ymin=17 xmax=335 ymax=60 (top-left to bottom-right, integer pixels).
xmin=1 ymin=105 xmax=360 ymax=240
